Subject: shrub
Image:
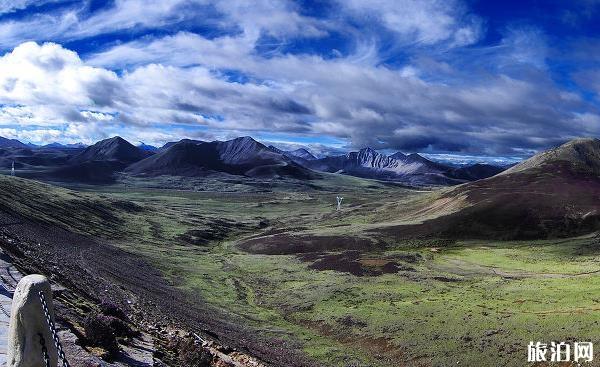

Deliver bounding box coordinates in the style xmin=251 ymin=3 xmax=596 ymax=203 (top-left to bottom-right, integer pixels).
xmin=83 ymin=312 xmax=119 ymax=358
xmin=98 ymin=300 xmax=127 ymax=320
xmin=179 ymin=338 xmax=212 ymax=367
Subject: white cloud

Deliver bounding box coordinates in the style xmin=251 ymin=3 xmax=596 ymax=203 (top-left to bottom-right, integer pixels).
xmin=0 ymin=0 xmax=593 ymax=157
xmin=71 ymin=0 xmax=193 ymax=39
xmin=0 ymin=42 xmax=120 ymax=108
xmin=340 ymin=0 xmax=483 ymax=47
xmin=0 ymin=0 xmax=62 ymax=14
xmin=209 ymin=0 xmax=326 ymax=39
xmin=0 ymin=1 xmax=207 ymax=49
xmin=2 ymin=39 xmax=591 ymax=153
xmin=88 ymin=31 xmax=254 ymax=69
xmin=0 ymin=0 xmax=326 ymax=50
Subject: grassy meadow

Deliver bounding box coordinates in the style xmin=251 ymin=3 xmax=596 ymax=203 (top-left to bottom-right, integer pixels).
xmin=2 ymin=173 xmax=599 ymax=366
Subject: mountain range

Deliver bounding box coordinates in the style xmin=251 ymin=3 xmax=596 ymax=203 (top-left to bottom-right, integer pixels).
xmin=42 ymin=142 xmax=87 ymax=149
xmin=126 ymin=137 xmax=314 ymax=179
xmin=303 ymin=147 xmax=504 ymax=185
xmin=0 ymin=136 xmax=29 ymax=149
xmin=0 ymin=135 xmax=506 ymax=184
xmin=47 ymin=137 xmax=153 ymax=183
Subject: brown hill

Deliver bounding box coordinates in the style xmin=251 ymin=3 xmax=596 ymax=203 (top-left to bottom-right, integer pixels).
xmin=385 ymin=138 xmax=600 ymax=239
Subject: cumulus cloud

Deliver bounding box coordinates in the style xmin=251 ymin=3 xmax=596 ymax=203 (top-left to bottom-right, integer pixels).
xmin=0 ymin=42 xmax=120 ymax=107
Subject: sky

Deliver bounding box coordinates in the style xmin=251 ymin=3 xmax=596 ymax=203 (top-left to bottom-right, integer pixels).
xmin=0 ymin=0 xmax=599 ymax=160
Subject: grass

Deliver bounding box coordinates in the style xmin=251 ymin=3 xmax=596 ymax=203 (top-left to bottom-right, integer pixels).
xmin=209 ymin=240 xmax=600 ymax=366
xmin=3 ymin=173 xmax=600 ymax=366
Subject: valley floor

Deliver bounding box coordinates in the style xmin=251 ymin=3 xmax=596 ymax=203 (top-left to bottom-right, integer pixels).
xmin=2 ymin=173 xmax=600 ymax=366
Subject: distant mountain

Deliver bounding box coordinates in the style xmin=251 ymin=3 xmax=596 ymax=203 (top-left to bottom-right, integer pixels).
xmin=446 ymin=163 xmax=505 ymax=181
xmin=403 ymin=153 xmax=453 ymax=172
xmin=407 ymin=153 xmax=506 ymax=181
xmin=48 ymin=137 xmax=153 ymax=183
xmin=0 ymin=144 xmax=79 ymax=171
xmin=3 ymin=134 xmax=505 ymax=186
xmin=0 ymin=137 xmax=28 ymax=149
xmin=306 ymin=148 xmax=459 ymax=185
xmin=267 ymin=146 xmax=318 ymax=165
xmin=43 ymin=143 xmax=65 ymax=148
xmin=42 ymin=142 xmax=86 ymax=149
xmin=70 ymin=137 xmax=152 ymax=165
xmin=305 ymin=148 xmax=504 ymax=185
xmin=268 ymin=145 xmax=285 ymax=154
xmin=415 ymin=138 xmax=600 ymax=239
xmin=288 ymin=148 xmax=317 ymax=161
xmin=308 ymin=148 xmax=416 ymax=174
xmin=126 ymin=136 xmax=314 ymax=179
xmin=389 ymin=152 xmax=406 ymax=160
xmin=161 ymin=139 xmax=204 ymax=150
xmin=137 ymin=142 xmax=159 ymax=152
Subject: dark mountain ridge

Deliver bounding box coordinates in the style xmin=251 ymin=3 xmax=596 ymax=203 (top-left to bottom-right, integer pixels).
xmin=0 ymin=134 xmax=505 ymax=185
xmin=42 ymin=142 xmax=86 ymax=149
xmin=446 ymin=163 xmax=505 ymax=181
xmin=127 ymin=137 xmax=315 ymax=179
xmin=49 ymin=137 xmax=153 ymax=183
xmin=161 ymin=139 xmax=205 ymax=150
xmin=0 ymin=137 xmax=28 ymax=149
xmin=267 ymin=145 xmax=318 ymax=164
xmin=70 ymin=136 xmax=152 ymax=165
xmin=289 ymin=148 xmax=317 ymax=161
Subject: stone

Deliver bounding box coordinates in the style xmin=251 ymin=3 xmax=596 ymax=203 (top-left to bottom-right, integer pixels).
xmin=7 ymin=274 xmax=59 ymax=367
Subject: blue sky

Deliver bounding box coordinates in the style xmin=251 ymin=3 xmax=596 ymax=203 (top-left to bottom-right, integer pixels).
xmin=0 ymin=0 xmax=598 ymax=161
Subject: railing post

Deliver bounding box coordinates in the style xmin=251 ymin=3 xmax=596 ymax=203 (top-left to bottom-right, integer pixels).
xmin=7 ymin=274 xmax=59 ymax=367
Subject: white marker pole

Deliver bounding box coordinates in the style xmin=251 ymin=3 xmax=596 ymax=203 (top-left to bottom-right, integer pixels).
xmin=336 ymin=196 xmax=343 ymax=211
